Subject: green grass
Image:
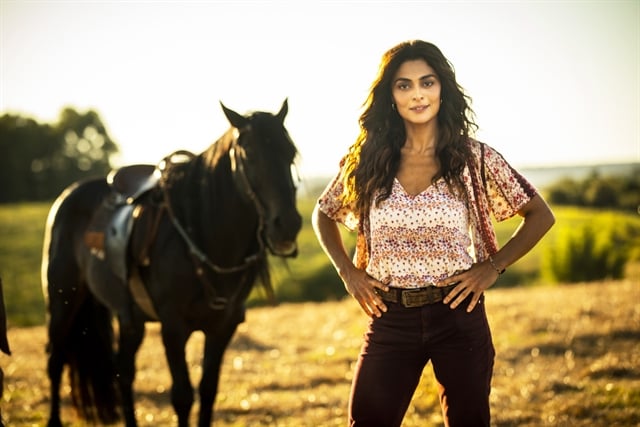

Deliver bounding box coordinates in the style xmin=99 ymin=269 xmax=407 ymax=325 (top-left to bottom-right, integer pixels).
xmin=0 ymin=202 xmax=50 ymax=326
xmin=1 ymin=199 xmax=639 ymax=327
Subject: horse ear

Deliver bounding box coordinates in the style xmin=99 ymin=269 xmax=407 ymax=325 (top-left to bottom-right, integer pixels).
xmin=276 ymin=98 xmax=288 ymax=123
xmin=220 ymin=102 xmax=249 ymax=129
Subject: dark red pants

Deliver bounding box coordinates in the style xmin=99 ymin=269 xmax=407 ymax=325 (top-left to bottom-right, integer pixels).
xmin=348 ymin=294 xmax=495 ymax=427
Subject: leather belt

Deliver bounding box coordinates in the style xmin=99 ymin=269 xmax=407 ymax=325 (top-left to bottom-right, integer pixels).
xmin=376 ymin=282 xmax=459 ymax=308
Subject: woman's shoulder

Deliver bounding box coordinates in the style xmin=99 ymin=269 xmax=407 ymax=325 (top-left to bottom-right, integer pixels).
xmin=465 ymin=138 xmax=501 ymax=159
xmin=466 ymin=137 xmax=494 ymax=149
xmin=464 ymin=137 xmax=484 ymax=161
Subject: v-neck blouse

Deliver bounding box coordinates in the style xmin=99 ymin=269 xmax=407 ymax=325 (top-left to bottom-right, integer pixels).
xmin=317 ymin=139 xmax=538 ymax=288
xmin=366 ymin=178 xmax=473 ymax=288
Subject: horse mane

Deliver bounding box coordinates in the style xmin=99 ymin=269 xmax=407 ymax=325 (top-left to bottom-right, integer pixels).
xmin=201 ymin=127 xmax=237 ymax=170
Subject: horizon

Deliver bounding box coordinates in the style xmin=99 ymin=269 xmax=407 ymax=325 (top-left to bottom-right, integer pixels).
xmin=303 ymin=159 xmax=640 ymax=179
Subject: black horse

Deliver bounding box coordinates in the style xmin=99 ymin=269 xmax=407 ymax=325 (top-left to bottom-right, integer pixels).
xmin=42 ymin=100 xmax=302 ymax=427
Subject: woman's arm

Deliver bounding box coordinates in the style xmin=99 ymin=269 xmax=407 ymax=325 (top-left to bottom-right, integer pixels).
xmin=311 ymin=204 xmax=388 ymax=317
xmin=443 ymin=194 xmax=555 ymax=311
xmin=485 ymin=194 xmax=555 ymax=274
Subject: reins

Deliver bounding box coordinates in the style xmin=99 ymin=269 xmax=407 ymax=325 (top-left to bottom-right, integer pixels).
xmin=157 ymin=142 xmax=268 ymax=309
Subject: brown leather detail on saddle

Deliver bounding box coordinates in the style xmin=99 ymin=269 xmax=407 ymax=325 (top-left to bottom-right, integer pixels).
xmin=84 ymin=231 xmax=105 ymax=251
xmin=84 ymin=194 xmax=118 ymax=259
xmin=108 ymin=164 xmax=157 ymax=201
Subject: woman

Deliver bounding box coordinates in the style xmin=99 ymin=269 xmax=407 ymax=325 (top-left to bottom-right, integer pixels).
xmin=311 ymin=40 xmax=555 ymax=427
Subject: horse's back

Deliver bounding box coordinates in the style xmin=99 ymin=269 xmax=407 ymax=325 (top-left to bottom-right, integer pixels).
xmin=48 ymin=177 xmax=110 ymax=222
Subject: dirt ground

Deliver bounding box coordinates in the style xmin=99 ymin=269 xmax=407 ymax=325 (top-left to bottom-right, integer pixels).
xmin=2 ymin=279 xmax=639 ymax=426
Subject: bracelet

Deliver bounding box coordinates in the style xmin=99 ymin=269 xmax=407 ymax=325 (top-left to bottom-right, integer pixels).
xmin=488 ymin=255 xmax=505 ymax=275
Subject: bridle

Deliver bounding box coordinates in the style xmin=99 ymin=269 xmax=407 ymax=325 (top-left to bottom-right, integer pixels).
xmin=157 ymin=135 xmax=271 ymax=309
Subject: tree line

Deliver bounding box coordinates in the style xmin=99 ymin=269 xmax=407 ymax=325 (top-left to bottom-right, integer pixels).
xmin=544 ymin=168 xmax=640 ymax=213
xmin=0 ymin=108 xmax=119 ymax=203
xmin=1 ymin=106 xmax=638 ymax=212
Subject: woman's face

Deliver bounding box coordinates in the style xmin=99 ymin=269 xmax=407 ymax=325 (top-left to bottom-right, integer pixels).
xmin=391 ymin=59 xmax=441 ymax=126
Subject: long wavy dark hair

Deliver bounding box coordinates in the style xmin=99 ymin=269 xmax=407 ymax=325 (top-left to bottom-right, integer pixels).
xmin=341 ymin=40 xmax=478 ymax=218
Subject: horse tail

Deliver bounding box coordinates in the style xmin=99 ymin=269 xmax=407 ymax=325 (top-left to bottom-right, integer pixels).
xmin=43 ymin=178 xmax=120 ymax=424
xmin=66 ymin=293 xmax=120 ymax=424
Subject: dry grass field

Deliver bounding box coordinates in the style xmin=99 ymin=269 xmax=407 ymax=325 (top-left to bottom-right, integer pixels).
xmin=2 ymin=279 xmax=639 ymax=427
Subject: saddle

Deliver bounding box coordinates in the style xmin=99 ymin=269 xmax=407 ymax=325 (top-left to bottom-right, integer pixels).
xmin=85 ymin=165 xmax=160 ymax=265
xmin=108 ymin=164 xmax=159 ymax=204
xmin=84 ymin=164 xmax=162 ymax=319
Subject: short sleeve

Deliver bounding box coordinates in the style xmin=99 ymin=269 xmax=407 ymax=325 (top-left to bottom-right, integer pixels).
xmin=483 ymin=145 xmax=538 ymax=222
xmin=316 ymin=165 xmax=359 ymax=232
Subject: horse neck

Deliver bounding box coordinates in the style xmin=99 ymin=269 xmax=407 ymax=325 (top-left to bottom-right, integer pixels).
xmin=166 ymin=151 xmax=261 ymax=262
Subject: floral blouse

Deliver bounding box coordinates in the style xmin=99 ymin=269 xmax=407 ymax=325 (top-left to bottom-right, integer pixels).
xmin=317 ymin=138 xmax=538 ymax=282
xmin=365 ymin=177 xmax=474 ymax=288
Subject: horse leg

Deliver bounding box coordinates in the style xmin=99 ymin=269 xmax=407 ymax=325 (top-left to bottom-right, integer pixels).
xmin=197 ymin=323 xmax=238 ymax=427
xmin=45 ymin=303 xmax=66 ymax=427
xmin=160 ymin=323 xmax=193 ymax=427
xmin=45 ymin=269 xmax=85 ymax=427
xmin=45 ymin=292 xmax=82 ymax=427
xmin=115 ymin=314 xmax=146 ymax=427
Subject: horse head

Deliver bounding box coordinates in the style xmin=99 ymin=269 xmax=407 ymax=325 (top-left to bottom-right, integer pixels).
xmin=220 ymin=99 xmax=302 ymax=257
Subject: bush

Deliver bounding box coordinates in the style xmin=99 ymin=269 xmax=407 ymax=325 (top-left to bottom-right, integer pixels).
xmin=547 ymin=177 xmax=584 ymax=205
xmin=543 ymin=223 xmax=630 ymax=283
xmin=584 ymin=179 xmax=619 ymax=208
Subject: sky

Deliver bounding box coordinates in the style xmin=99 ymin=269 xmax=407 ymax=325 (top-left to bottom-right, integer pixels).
xmin=1 ymin=0 xmax=638 ymax=181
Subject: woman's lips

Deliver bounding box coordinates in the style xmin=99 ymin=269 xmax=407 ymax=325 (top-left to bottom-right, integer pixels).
xmin=410 ymin=105 xmax=429 ymax=112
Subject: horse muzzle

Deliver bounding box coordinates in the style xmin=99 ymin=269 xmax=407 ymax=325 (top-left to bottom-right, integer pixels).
xmin=264 ymin=209 xmax=301 ymax=257
xmin=267 ymin=240 xmax=298 ymax=258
